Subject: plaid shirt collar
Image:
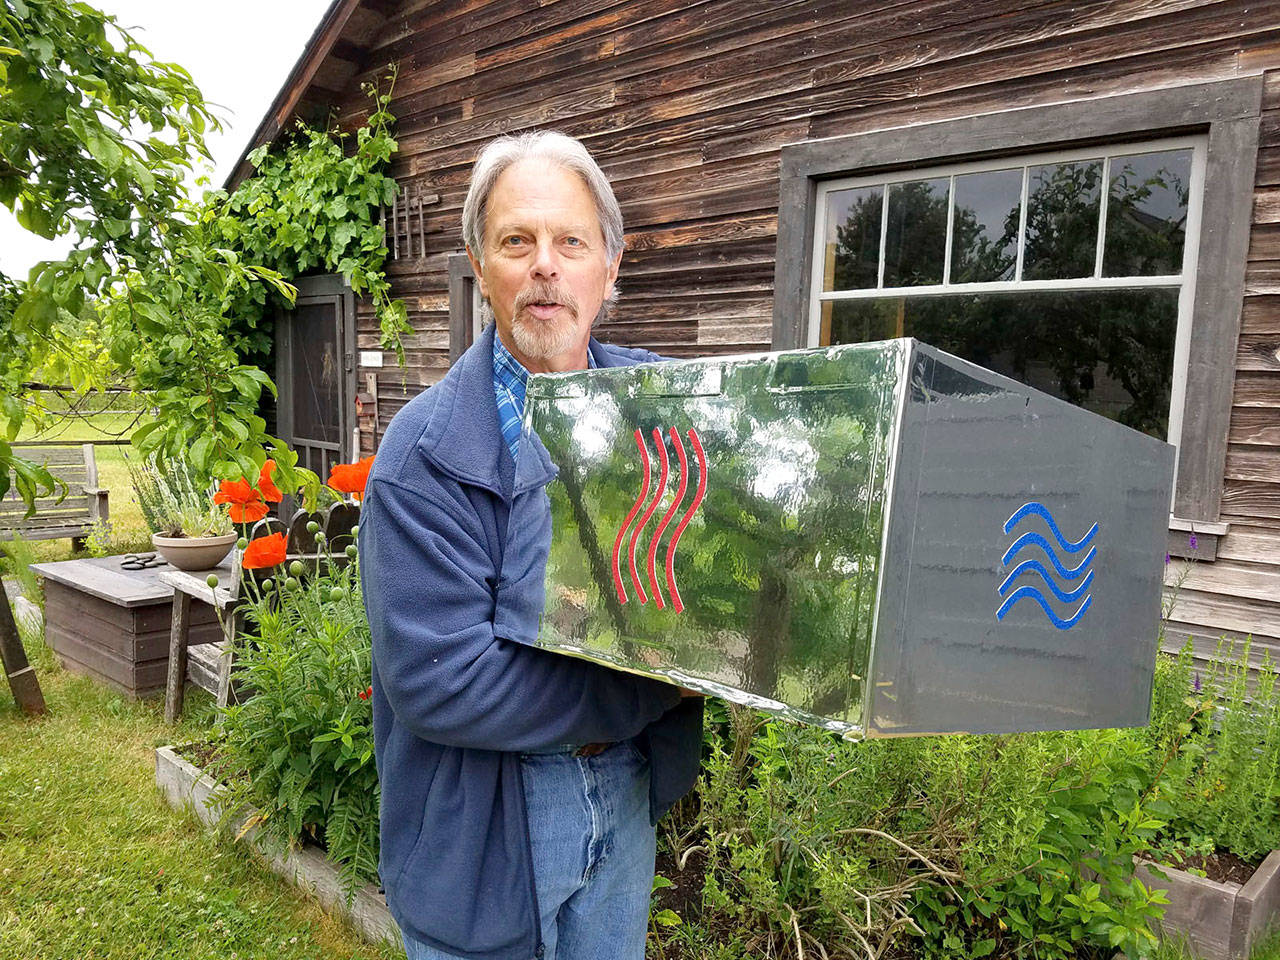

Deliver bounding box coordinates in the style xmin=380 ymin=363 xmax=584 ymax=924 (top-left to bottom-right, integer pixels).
xmin=492 ymin=330 xmax=595 ymax=462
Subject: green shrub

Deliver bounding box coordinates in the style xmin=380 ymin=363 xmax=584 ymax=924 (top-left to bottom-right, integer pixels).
xmin=682 ymin=704 xmax=1168 ymax=959
xmin=83 ymin=517 xmax=113 ymax=558
xmin=212 ymin=541 xmax=378 ymax=895
xmin=1146 ymin=640 xmax=1280 ymax=863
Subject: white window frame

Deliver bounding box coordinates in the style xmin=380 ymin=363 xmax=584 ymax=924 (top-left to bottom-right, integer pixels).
xmin=806 ymin=136 xmax=1208 ymax=457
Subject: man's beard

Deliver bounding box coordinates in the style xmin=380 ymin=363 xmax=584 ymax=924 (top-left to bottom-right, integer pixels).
xmin=511 ymin=281 xmax=581 ymax=360
xmin=483 ymin=281 xmax=607 ymax=361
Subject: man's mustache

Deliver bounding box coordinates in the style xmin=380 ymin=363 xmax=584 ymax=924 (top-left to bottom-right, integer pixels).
xmin=514 ymin=283 xmax=579 ymax=318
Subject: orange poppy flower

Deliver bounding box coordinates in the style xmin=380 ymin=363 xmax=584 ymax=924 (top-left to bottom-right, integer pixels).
xmin=257 ymin=460 xmax=283 ymax=503
xmin=213 ymin=478 xmax=268 ymax=523
xmin=214 ymin=460 xmax=284 ymax=522
xmin=241 ymin=531 xmax=287 ymax=570
xmin=328 ymin=455 xmax=374 ymax=502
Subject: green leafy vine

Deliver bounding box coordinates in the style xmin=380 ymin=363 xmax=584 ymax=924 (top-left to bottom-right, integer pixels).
xmin=206 ymin=69 xmax=411 ymax=365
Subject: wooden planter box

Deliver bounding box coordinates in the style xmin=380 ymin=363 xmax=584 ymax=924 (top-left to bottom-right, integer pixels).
xmin=153 ymin=745 xmax=397 ymax=947
xmin=32 ymin=557 xmax=224 ymax=698
xmin=1135 ymin=852 xmax=1280 ymax=959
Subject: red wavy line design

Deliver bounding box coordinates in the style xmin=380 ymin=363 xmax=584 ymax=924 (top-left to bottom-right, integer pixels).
xmin=627 ymin=432 xmax=659 ymax=604
xmin=654 ymin=427 xmax=689 ymax=612
xmin=630 ymin=427 xmax=667 ymax=605
xmin=645 ymin=428 xmax=672 ymax=609
xmin=665 ymin=429 xmax=707 ymax=614
xmin=611 ymin=429 xmax=650 ymax=604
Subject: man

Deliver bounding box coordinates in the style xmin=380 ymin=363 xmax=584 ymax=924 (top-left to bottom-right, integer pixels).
xmin=359 ymin=130 xmax=704 ymax=960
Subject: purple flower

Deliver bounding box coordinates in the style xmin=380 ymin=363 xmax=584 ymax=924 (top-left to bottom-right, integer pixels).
xmin=1189 ymin=533 xmax=1198 ymax=550
xmin=1165 ymin=552 xmax=1172 ymax=565
xmin=1193 ymin=672 xmax=1202 ymax=693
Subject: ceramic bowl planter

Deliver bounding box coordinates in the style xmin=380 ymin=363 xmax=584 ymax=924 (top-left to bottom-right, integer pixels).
xmin=1135 ymin=853 xmax=1280 ymax=959
xmin=151 ymin=532 xmax=236 ymax=572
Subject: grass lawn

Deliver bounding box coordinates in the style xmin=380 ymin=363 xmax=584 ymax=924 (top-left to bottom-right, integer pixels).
xmin=1155 ymin=932 xmax=1280 ymax=960
xmin=0 ymin=636 xmax=404 ymax=960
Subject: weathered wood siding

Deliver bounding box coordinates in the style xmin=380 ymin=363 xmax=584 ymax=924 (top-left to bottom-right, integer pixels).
xmin=327 ymin=0 xmax=1278 ymax=668
xmin=1163 ymin=66 xmax=1280 ymax=674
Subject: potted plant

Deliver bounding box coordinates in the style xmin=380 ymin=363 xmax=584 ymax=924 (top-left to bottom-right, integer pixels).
xmin=126 ymin=452 xmax=237 ymax=571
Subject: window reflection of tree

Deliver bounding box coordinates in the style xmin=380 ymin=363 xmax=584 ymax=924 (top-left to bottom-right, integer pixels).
xmin=827 ymin=159 xmax=1189 ymax=439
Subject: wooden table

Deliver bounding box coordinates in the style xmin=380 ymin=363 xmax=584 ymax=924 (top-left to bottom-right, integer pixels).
xmin=30 ymin=556 xmax=227 ymax=698
xmin=159 ymin=565 xmax=242 ymax=723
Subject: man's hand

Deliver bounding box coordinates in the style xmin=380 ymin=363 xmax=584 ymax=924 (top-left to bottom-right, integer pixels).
xmin=678 ymin=686 xmax=704 ymax=698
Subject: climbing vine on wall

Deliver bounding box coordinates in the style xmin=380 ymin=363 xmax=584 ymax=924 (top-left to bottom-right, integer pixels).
xmin=206 ymin=70 xmax=411 ymax=364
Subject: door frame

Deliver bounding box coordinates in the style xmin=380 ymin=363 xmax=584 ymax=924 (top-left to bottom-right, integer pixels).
xmin=274 ymin=273 xmax=358 ymax=473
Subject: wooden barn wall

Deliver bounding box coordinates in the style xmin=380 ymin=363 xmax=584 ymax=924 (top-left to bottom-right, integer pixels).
xmin=1162 ymin=65 xmax=1280 ymax=677
xmin=333 ymin=0 xmax=1278 ymax=669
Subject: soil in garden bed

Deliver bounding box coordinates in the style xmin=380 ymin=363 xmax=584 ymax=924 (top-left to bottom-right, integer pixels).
xmin=177 ymin=738 xmax=221 ymax=771
xmin=654 ymin=844 xmax=707 ymax=923
xmin=1158 ymin=849 xmax=1261 ymax=885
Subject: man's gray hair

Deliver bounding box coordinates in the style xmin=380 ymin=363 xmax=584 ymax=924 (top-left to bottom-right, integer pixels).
xmin=461 ymin=130 xmax=625 ymax=266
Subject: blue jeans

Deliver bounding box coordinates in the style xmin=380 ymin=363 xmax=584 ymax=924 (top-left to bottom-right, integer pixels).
xmin=401 ymin=739 xmax=656 ymax=960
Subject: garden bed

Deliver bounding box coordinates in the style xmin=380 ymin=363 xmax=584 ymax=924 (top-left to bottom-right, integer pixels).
xmin=153 ymin=744 xmax=398 ymax=948
xmin=1136 ymin=851 xmax=1280 ymax=960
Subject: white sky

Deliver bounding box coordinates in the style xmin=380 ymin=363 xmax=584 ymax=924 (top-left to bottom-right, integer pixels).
xmin=0 ymin=0 xmax=333 ymax=279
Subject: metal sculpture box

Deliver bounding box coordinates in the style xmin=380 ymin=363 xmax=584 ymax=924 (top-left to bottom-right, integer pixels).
xmin=497 ymin=339 xmax=1174 ymax=738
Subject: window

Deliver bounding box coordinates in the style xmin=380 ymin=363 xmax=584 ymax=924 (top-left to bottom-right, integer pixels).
xmin=772 ymin=77 xmax=1263 ymax=550
xmin=809 ymin=138 xmax=1205 ymax=445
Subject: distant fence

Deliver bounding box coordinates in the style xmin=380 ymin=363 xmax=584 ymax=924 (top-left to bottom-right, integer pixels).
xmin=16 ymin=383 xmax=155 ymax=447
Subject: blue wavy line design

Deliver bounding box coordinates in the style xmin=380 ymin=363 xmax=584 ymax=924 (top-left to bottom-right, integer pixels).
xmin=996 ymin=587 xmax=1093 ymax=630
xmin=1003 ymin=501 xmax=1098 ymax=553
xmin=1001 ymin=534 xmax=1096 ymax=579
xmin=996 ymin=501 xmax=1098 ymax=630
xmin=998 ymin=561 xmax=1095 ymax=603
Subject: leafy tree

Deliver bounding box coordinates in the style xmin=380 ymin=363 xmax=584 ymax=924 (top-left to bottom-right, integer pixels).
xmin=0 ymin=1 xmax=407 ymax=507
xmin=0 ymin=0 xmax=225 ymax=502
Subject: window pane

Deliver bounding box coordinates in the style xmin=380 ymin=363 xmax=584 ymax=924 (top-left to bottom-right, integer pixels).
xmin=883 ymin=177 xmax=948 ymax=287
xmin=950 ymin=169 xmax=1021 ymax=283
xmin=826 ymin=289 xmax=1178 ymax=438
xmin=1022 ymin=160 xmax=1103 ymax=280
xmin=1103 ymin=149 xmax=1193 ymax=277
xmin=823 ymin=185 xmax=882 ymax=291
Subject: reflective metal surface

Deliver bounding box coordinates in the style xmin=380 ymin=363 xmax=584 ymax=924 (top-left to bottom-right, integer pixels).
xmin=497 ymin=340 xmax=1173 ymax=738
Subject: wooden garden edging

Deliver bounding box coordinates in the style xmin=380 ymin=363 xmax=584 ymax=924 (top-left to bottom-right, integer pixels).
xmin=153 ymin=745 xmax=397 ymax=947
xmin=1135 ymin=853 xmax=1280 ymax=959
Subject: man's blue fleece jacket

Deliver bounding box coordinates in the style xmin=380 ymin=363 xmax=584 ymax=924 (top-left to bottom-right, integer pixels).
xmin=358 ymin=322 xmax=703 ymax=960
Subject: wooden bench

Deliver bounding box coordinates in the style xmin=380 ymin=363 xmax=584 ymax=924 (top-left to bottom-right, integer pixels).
xmin=0 ymin=442 xmax=110 ymax=550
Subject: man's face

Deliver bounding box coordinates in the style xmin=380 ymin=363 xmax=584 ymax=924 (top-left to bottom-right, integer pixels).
xmin=467 ymin=159 xmax=621 ymax=373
